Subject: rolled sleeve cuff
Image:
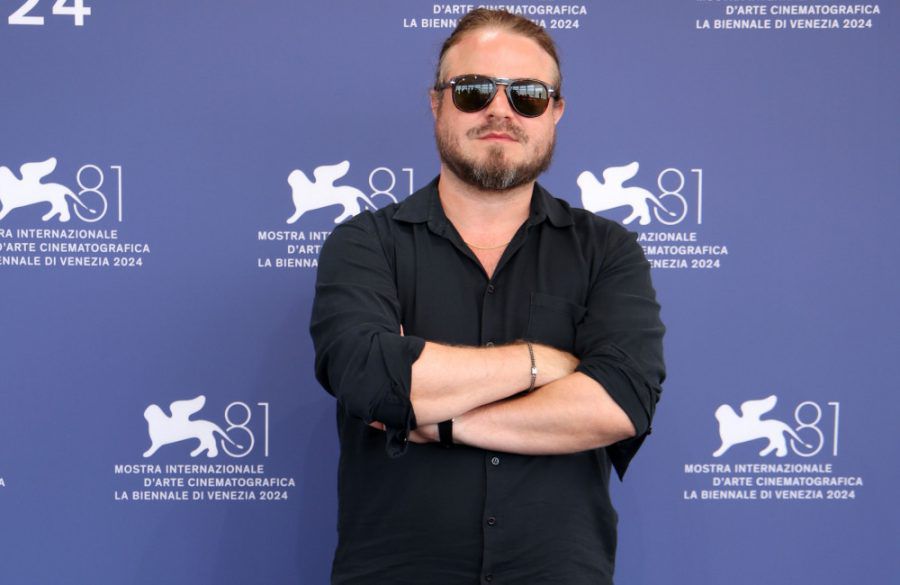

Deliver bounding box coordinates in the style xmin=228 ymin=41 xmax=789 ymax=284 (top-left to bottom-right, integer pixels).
xmin=376 ymin=333 xmax=426 ymax=458
xmin=576 ymin=344 xmax=660 ymax=479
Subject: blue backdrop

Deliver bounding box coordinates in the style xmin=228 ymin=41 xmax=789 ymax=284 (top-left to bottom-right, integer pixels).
xmin=1 ymin=1 xmax=897 ymax=584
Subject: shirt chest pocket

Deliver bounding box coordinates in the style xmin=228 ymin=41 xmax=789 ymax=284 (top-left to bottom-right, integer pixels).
xmin=524 ymin=292 xmax=587 ymax=353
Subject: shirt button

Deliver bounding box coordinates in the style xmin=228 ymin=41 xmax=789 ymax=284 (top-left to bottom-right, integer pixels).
xmin=485 ymin=341 xmax=495 ymax=347
xmin=491 ymin=456 xmax=500 ymax=466
xmin=487 ymin=516 xmax=497 ymax=527
xmin=486 ymin=284 xmax=495 ymax=294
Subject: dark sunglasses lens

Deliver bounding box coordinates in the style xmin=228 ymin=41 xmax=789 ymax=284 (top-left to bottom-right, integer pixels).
xmin=453 ymin=77 xmax=495 ymax=112
xmin=508 ymin=81 xmax=550 ymax=117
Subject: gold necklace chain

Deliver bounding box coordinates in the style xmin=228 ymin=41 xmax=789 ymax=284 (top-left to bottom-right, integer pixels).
xmin=464 ymin=238 xmax=512 ymax=251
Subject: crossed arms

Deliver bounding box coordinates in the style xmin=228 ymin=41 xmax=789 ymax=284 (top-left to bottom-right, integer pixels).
xmin=310 ymin=214 xmax=664 ymax=469
xmin=406 ymin=342 xmax=637 ymax=453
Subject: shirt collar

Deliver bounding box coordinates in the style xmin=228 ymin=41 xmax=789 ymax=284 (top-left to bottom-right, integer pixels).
xmin=393 ymin=176 xmax=574 ymax=228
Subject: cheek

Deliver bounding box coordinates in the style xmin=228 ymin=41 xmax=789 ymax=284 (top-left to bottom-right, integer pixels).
xmin=434 ymin=115 xmax=450 ymax=140
xmin=522 ymin=122 xmax=553 ymax=149
xmin=436 ymin=110 xmax=461 ymax=136
xmin=435 ymin=117 xmax=464 ymax=152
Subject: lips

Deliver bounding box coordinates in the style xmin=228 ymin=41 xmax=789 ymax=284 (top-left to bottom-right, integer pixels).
xmin=480 ymin=132 xmax=517 ymax=141
xmin=467 ymin=122 xmax=526 ymax=143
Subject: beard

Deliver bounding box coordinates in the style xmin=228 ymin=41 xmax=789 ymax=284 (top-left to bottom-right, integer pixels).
xmin=435 ymin=117 xmax=556 ymax=192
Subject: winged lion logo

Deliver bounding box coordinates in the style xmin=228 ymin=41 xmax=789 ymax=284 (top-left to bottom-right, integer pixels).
xmin=578 ymin=162 xmax=678 ymax=225
xmin=286 ymin=160 xmax=397 ymax=225
xmin=713 ymin=395 xmax=812 ymax=457
xmin=142 ymin=395 xmax=242 ymax=458
xmin=0 ymin=157 xmax=95 ymax=222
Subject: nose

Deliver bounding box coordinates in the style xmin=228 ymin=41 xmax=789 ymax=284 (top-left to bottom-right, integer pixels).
xmin=483 ymin=83 xmax=516 ymax=119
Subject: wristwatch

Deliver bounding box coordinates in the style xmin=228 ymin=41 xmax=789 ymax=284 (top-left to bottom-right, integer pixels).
xmin=438 ymin=419 xmax=453 ymax=448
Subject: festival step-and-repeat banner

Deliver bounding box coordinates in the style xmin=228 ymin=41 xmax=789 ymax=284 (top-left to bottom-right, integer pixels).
xmin=1 ymin=1 xmax=897 ymax=584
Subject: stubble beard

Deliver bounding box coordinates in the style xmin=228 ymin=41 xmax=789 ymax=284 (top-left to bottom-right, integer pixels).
xmin=435 ymin=116 xmax=556 ymax=192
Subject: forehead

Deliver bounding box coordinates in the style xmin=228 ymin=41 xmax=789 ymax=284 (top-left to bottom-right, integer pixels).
xmin=442 ymin=28 xmax=557 ymax=83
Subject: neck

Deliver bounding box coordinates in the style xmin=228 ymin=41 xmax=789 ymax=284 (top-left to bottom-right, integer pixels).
xmin=437 ymin=168 xmax=534 ymax=235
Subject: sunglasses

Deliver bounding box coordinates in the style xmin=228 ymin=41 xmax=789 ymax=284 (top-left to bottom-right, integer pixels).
xmin=434 ymin=74 xmax=559 ymax=118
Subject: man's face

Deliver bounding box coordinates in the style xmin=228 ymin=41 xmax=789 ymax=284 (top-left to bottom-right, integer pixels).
xmin=432 ymin=28 xmax=565 ymax=192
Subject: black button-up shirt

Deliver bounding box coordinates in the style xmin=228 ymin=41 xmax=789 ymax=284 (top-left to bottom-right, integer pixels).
xmin=311 ymin=178 xmax=665 ymax=584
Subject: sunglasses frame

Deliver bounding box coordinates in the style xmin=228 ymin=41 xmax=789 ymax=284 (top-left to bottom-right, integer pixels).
xmin=435 ymin=74 xmax=559 ymax=118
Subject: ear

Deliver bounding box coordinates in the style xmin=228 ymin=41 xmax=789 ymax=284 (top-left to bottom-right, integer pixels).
xmin=551 ymin=97 xmax=565 ymax=126
xmin=430 ymin=89 xmax=441 ymax=119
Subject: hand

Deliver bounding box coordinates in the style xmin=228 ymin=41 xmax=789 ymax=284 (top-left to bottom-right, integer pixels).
xmin=408 ymin=423 xmax=438 ymax=444
xmin=368 ymin=421 xmax=438 ymax=444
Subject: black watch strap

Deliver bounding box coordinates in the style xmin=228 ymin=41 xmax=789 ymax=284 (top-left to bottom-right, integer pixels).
xmin=438 ymin=419 xmax=454 ymax=448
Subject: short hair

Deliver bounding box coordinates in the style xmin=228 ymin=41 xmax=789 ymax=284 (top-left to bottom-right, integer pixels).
xmin=434 ymin=9 xmax=563 ymax=97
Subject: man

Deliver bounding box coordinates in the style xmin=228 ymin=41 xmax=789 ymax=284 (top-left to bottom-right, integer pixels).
xmin=311 ymin=9 xmax=665 ymax=584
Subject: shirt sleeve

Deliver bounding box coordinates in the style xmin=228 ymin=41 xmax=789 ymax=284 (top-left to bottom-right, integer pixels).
xmin=573 ymin=224 xmax=666 ymax=479
xmin=310 ymin=213 xmax=426 ymax=457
